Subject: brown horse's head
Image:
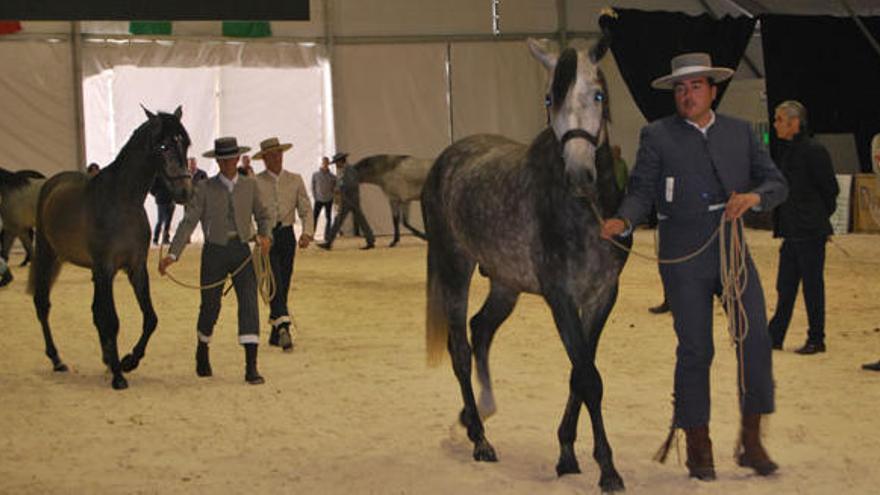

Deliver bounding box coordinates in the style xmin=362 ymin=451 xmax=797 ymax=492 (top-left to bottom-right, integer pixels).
xmin=144 ymin=106 xmax=193 ymax=204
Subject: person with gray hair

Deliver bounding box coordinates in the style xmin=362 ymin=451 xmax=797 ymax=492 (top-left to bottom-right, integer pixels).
xmin=768 ymin=100 xmax=839 ymax=355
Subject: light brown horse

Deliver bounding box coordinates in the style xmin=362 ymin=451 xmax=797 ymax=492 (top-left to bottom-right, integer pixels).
xmin=28 ymin=107 xmax=192 ymax=390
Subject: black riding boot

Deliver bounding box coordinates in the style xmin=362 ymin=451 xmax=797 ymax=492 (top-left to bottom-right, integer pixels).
xmin=244 ymin=343 xmax=264 ymax=385
xmin=196 ymin=342 xmax=212 ymax=377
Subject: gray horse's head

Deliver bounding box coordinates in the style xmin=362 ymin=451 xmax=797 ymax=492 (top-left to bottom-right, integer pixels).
xmin=529 ymin=38 xmax=610 ymax=198
xmin=143 ymin=106 xmax=193 ymax=204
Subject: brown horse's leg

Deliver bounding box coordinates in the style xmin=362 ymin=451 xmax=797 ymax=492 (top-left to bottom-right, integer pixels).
xmin=19 ymin=229 xmax=35 ymax=266
xmin=470 ymin=282 xmax=518 ymax=419
xmin=30 ymin=232 xmax=67 ymax=372
xmin=120 ymin=262 xmax=157 ymax=373
xmin=389 ymin=200 xmax=401 ymax=247
xmin=91 ymin=266 xmax=127 ymax=390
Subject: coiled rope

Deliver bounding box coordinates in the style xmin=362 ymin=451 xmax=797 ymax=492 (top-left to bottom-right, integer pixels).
xmin=158 ymin=242 xmax=276 ymax=305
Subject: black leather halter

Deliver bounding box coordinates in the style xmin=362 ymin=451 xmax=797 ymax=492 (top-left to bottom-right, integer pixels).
xmin=560 ymin=128 xmax=600 ymax=148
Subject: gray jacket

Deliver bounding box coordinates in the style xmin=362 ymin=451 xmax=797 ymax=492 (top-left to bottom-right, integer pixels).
xmin=169 ymin=174 xmax=273 ymax=259
xmin=617 ymin=113 xmax=788 ymax=260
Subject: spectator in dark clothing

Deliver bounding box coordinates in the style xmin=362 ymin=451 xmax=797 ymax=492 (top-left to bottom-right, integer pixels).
xmin=317 ymin=153 xmax=375 ymax=250
xmin=188 ymin=157 xmax=208 ymax=184
xmin=150 ymin=177 xmax=175 ymax=245
xmin=768 ymin=100 xmax=839 ymax=355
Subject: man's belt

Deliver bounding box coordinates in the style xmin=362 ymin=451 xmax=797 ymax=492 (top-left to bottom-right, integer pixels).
xmin=657 ymin=203 xmax=726 ymax=221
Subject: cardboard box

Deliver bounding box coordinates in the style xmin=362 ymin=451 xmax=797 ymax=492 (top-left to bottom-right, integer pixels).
xmin=852 ymin=173 xmax=880 ymax=233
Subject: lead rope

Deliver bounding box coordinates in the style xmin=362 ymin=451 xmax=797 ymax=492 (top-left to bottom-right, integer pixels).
xmin=158 ymin=241 xmax=276 ymax=305
xmin=587 ymin=201 xmax=750 ymax=463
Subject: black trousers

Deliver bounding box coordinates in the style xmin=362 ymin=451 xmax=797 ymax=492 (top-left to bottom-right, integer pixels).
xmin=768 ymin=237 xmax=827 ymax=346
xmin=269 ymin=225 xmax=296 ymax=325
xmin=313 ymin=200 xmax=333 ymax=239
xmin=196 ymin=240 xmax=259 ymax=345
xmin=324 ymin=200 xmax=375 ymax=246
xmin=153 ymin=202 xmax=176 ymax=242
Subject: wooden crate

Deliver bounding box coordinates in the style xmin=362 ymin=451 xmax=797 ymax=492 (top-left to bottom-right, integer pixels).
xmin=852 ymin=173 xmax=880 ymax=233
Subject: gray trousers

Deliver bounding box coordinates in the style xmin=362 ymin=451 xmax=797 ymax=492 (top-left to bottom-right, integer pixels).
xmin=660 ymin=242 xmax=775 ymax=429
xmin=196 ymin=240 xmax=259 ymax=345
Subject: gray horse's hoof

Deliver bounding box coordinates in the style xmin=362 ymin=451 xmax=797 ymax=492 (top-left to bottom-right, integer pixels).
xmin=599 ymin=470 xmax=625 ymax=492
xmin=473 ymin=439 xmax=498 ymax=462
xmin=53 ymin=362 xmax=68 ymax=372
xmin=556 ymin=457 xmax=581 ymax=476
xmin=120 ymin=354 xmax=139 ymax=373
xmin=111 ymin=375 xmax=129 ymax=390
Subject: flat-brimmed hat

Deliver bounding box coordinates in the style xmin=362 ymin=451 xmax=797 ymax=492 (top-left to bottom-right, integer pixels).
xmin=330 ymin=152 xmax=349 ymax=164
xmin=651 ymin=52 xmax=734 ymax=90
xmin=203 ymin=137 xmax=250 ymax=159
xmin=252 ymin=137 xmax=293 ymax=160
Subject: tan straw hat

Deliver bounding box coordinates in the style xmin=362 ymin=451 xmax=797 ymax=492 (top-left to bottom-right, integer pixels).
xmin=252 ymin=137 xmax=293 ymax=160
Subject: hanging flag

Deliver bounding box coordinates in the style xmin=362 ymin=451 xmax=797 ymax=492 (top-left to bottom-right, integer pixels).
xmin=129 ymin=21 xmax=172 ymax=35
xmin=222 ymin=21 xmax=271 ymax=38
xmin=0 ymin=21 xmax=22 ymax=35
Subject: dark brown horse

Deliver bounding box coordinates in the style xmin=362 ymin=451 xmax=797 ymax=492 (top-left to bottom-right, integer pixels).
xmin=28 ymin=107 xmax=192 ymax=390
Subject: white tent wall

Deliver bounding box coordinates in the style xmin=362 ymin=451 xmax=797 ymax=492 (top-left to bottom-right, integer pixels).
xmin=0 ymin=40 xmax=79 ymax=176
xmin=332 ymin=43 xmax=450 ymax=236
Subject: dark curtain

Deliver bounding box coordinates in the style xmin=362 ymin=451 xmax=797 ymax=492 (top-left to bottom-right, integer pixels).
xmin=761 ymin=15 xmax=880 ymax=172
xmin=599 ymin=9 xmax=756 ymax=122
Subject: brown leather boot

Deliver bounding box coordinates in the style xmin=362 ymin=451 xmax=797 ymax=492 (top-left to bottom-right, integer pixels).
xmin=738 ymin=414 xmax=779 ymax=476
xmin=684 ymin=425 xmax=716 ymax=481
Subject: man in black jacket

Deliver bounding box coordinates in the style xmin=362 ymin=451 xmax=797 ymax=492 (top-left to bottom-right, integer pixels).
xmin=768 ymin=100 xmax=839 ymax=355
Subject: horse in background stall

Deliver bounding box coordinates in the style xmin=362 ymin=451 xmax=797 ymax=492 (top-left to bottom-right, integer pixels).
xmin=0 ymin=167 xmax=46 ymax=266
xmin=28 ymin=106 xmax=192 ymax=390
xmin=353 ymin=154 xmax=431 ymax=246
xmin=421 ymin=37 xmax=630 ymax=492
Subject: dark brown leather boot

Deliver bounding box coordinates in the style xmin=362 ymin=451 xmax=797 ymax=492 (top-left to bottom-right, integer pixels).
xmin=738 ymin=414 xmax=779 ymax=476
xmin=684 ymin=425 xmax=716 ymax=481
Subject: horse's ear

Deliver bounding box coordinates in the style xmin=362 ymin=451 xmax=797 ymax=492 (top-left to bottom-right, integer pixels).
xmin=527 ymin=38 xmax=557 ymax=70
xmin=589 ymin=34 xmax=611 ymax=63
xmin=141 ymin=104 xmax=156 ymax=120
xmin=173 ymin=105 xmax=183 ymax=119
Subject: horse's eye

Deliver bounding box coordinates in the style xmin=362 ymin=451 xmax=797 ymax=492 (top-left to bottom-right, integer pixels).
xmin=158 ymin=143 xmax=168 ymax=151
xmin=594 ymin=91 xmax=605 ymax=103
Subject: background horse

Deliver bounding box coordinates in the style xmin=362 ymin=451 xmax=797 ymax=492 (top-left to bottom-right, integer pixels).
xmin=421 ymin=38 xmax=630 ymax=492
xmin=28 ymin=107 xmax=192 ymax=390
xmin=353 ymin=154 xmax=431 ymax=246
xmin=0 ymin=167 xmax=46 ymax=266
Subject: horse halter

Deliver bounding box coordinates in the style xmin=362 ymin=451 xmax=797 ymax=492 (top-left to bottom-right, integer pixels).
xmin=544 ymin=93 xmax=606 ymax=153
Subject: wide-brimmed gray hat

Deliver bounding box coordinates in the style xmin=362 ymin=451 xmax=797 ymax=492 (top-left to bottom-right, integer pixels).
xmin=330 ymin=152 xmax=349 ymax=164
xmin=252 ymin=137 xmax=293 ymax=160
xmin=203 ymin=136 xmax=251 ymax=159
xmin=651 ymin=52 xmax=734 ymax=90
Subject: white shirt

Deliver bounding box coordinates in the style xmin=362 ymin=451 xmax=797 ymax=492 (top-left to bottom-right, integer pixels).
xmin=218 ymin=172 xmax=238 ymax=192
xmin=685 ymin=110 xmax=716 ymax=137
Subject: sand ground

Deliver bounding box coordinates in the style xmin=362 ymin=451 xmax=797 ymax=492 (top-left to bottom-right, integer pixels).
xmin=0 ymin=230 xmax=878 ymax=494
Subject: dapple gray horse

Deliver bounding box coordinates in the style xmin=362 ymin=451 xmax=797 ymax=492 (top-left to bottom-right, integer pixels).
xmin=422 ymin=37 xmax=630 ymax=492
xmin=353 ymin=154 xmax=431 ymax=246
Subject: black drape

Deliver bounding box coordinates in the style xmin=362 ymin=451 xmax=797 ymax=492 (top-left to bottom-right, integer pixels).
xmin=761 ymin=15 xmax=880 ymax=172
xmin=599 ymin=9 xmax=756 ymax=123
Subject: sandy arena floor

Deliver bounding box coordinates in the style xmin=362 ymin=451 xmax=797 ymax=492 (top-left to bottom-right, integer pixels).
xmin=0 ymin=230 xmax=878 ymax=494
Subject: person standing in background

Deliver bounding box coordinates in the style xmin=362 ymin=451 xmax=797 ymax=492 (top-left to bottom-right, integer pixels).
xmin=767 ymin=100 xmax=839 ymax=355
xmin=311 ymin=156 xmax=337 ymax=241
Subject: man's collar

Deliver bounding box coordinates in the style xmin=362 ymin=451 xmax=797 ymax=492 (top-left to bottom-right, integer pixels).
xmin=218 ymin=172 xmax=238 ymax=190
xmin=684 ymin=110 xmax=716 ymax=135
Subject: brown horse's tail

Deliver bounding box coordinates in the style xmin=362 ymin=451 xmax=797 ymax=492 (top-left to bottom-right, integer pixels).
xmin=425 ymin=244 xmax=450 ymax=367
xmin=27 ymin=195 xmax=62 ymax=297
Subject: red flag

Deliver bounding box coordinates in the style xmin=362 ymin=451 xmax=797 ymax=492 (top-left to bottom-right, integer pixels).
xmin=0 ymin=21 xmax=22 ymax=35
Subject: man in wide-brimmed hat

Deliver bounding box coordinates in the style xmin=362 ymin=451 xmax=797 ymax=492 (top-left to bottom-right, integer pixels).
xmin=318 ymin=152 xmax=375 ymax=250
xmin=253 ymin=137 xmax=314 ymax=352
xmin=602 ymin=52 xmax=788 ymax=481
xmin=159 ymin=136 xmax=273 ymax=385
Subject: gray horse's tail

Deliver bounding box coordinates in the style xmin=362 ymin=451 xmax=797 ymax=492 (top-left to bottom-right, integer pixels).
xmin=425 ymin=244 xmax=449 ymax=367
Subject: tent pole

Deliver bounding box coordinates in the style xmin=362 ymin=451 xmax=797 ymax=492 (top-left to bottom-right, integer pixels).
xmin=556 ymin=0 xmax=568 ymax=49
xmin=70 ymin=21 xmax=86 ymax=171
xmin=838 ymin=0 xmax=880 ymax=58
